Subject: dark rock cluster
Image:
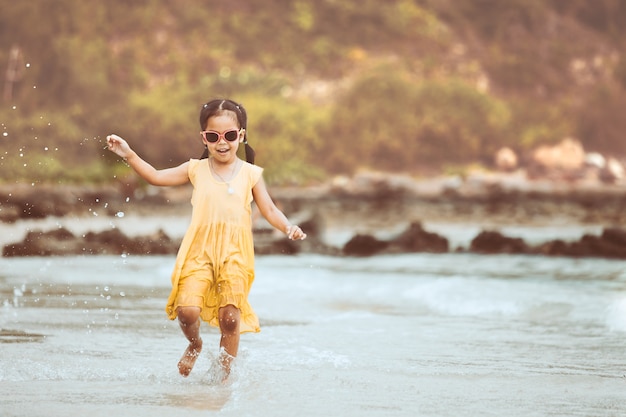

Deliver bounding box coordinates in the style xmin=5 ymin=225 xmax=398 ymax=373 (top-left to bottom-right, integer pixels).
xmin=343 ymin=222 xmax=449 ymax=256
xmin=2 ymin=228 xmax=179 ymax=257
xmin=3 ymin=181 xmax=626 ymax=259
xmin=5 ymin=218 xmax=626 ymax=260
xmin=467 ymin=227 xmax=626 ymax=259
xmin=341 ymin=223 xmax=626 ymax=259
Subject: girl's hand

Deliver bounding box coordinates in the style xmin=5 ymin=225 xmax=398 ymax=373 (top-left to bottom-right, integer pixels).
xmin=106 ymin=134 xmax=132 ymax=159
xmin=286 ymin=225 xmax=307 ymax=241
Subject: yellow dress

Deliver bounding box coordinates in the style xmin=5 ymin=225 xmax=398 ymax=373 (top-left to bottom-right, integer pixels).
xmin=165 ymin=158 xmax=263 ymax=333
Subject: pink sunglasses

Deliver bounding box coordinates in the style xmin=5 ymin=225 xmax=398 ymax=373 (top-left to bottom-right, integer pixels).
xmin=201 ymin=129 xmax=241 ymax=143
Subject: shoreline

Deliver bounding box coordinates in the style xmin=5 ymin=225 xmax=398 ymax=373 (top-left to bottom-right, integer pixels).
xmin=1 ymin=173 xmax=625 ymax=258
xmin=2 ymin=170 xmax=626 ymax=224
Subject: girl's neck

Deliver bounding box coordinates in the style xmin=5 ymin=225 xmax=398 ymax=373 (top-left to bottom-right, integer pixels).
xmin=210 ymin=156 xmax=239 ymax=168
xmin=209 ymin=157 xmax=240 ymax=178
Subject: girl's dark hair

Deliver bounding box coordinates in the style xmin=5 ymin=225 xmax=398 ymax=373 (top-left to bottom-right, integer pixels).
xmin=199 ymin=99 xmax=255 ymax=164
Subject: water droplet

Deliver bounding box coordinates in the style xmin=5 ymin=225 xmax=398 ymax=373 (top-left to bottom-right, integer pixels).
xmin=115 ymin=211 xmax=125 ymax=218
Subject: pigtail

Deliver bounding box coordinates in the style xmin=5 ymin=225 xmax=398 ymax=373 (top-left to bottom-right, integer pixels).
xmin=244 ymin=142 xmax=255 ymax=164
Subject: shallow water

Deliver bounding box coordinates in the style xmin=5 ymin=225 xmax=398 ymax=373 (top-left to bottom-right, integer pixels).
xmin=1 ymin=253 xmax=626 ymax=416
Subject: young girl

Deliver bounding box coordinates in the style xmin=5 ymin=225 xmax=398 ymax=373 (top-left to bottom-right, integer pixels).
xmin=106 ymin=98 xmax=307 ymax=380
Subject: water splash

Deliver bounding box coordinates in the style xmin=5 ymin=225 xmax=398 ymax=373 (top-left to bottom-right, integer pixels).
xmin=13 ymin=286 xmax=24 ymax=307
xmin=605 ymin=298 xmax=626 ymax=332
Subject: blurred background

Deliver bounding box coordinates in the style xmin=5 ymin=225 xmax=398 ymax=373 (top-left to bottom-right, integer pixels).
xmin=1 ymin=0 xmax=626 ymax=186
xmin=4 ymin=4 xmax=626 ymax=414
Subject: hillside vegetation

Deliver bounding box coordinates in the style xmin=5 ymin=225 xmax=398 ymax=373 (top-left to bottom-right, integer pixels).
xmin=1 ymin=0 xmax=625 ymax=185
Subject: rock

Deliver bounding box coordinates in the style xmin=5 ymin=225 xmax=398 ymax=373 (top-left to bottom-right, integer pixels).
xmin=252 ymin=210 xmax=338 ymax=255
xmin=607 ymin=158 xmax=625 ymax=180
xmin=535 ymin=239 xmax=570 ymax=257
xmin=0 ymin=204 xmax=21 ymax=223
xmin=532 ymin=137 xmax=586 ymax=171
xmin=82 ymin=228 xmax=178 ymax=255
xmin=2 ymin=209 xmax=337 ymax=257
xmin=343 ymin=234 xmax=388 ymax=257
xmin=0 ymin=184 xmax=167 ymax=223
xmin=138 ymin=229 xmax=180 ymax=255
xmin=341 ymin=223 xmax=449 ymax=256
xmin=601 ymin=227 xmax=626 ymax=247
xmin=534 ymin=227 xmax=626 ymax=259
xmin=470 ymin=230 xmax=531 ymax=254
xmin=494 ymin=147 xmax=518 ymax=171
xmin=575 ymin=233 xmax=626 ymax=259
xmin=254 ymin=232 xmax=300 ymax=255
xmin=328 ymin=170 xmax=413 ymax=199
xmin=387 ymin=222 xmax=449 ymax=253
xmin=295 ymin=211 xmax=340 ymax=255
xmin=2 ymin=227 xmax=179 ymax=256
xmin=3 ymin=228 xmax=81 ymax=256
xmin=583 ymin=153 xmax=625 ymax=184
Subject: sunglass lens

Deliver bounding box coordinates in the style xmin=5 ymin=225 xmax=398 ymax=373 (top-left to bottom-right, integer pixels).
xmin=225 ymin=130 xmax=238 ymax=141
xmin=206 ymin=132 xmax=219 ymax=142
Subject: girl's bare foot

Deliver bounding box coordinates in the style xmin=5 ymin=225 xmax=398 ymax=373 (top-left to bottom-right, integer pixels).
xmin=178 ymin=338 xmax=203 ymax=377
xmin=218 ymin=349 xmax=235 ymax=382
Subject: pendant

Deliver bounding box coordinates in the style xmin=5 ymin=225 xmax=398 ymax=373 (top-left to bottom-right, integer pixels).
xmin=227 ymin=186 xmax=235 ymax=194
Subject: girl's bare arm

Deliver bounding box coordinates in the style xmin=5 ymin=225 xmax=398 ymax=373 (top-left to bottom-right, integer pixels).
xmin=106 ymin=134 xmax=189 ymax=186
xmin=252 ymin=177 xmax=306 ymax=240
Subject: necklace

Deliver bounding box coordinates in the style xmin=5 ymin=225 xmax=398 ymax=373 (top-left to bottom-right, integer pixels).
xmin=210 ymin=158 xmax=239 ymax=194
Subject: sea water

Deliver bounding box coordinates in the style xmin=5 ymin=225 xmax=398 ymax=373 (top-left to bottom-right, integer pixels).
xmin=1 ymin=253 xmax=626 ymax=417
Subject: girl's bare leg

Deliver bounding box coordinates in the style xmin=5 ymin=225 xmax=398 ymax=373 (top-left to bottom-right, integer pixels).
xmin=218 ymin=304 xmax=241 ymax=378
xmin=177 ymin=306 xmax=203 ymax=377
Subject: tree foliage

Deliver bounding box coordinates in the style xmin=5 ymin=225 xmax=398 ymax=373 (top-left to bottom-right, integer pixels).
xmin=0 ymin=0 xmax=625 ymax=184
xmin=323 ymin=66 xmax=511 ymax=173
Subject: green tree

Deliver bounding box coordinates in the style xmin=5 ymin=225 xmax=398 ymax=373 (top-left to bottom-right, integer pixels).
xmin=322 ymin=66 xmax=511 ymax=174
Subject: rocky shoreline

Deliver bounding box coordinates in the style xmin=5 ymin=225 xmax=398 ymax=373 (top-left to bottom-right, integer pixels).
xmin=4 ymin=217 xmax=626 ymax=260
xmin=1 ymin=172 xmax=626 ymax=259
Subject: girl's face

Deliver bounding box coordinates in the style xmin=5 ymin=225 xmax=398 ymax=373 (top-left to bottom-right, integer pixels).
xmin=202 ymin=112 xmax=244 ymax=164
